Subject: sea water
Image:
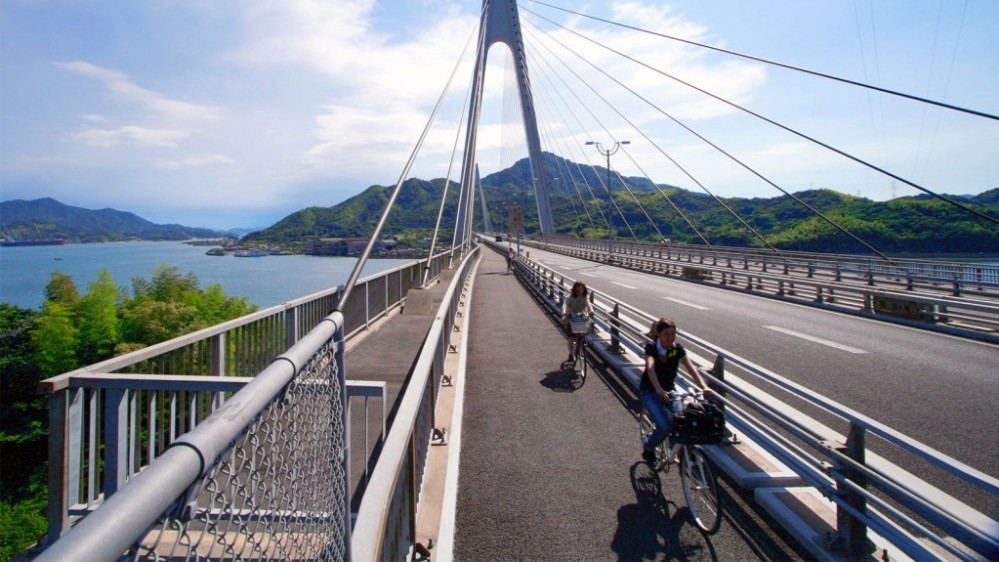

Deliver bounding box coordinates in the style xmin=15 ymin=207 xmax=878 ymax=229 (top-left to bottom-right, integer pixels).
xmin=0 ymin=241 xmax=415 ymax=310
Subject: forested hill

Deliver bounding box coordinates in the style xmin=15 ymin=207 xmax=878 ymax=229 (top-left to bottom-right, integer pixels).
xmin=0 ymin=198 xmax=223 ymax=242
xmin=247 ymin=153 xmax=999 ymax=255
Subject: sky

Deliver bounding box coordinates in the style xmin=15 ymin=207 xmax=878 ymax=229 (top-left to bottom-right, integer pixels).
xmin=1 ymin=0 xmax=997 ymax=231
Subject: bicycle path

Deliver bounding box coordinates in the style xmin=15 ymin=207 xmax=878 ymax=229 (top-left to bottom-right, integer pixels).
xmin=451 ymin=247 xmax=808 ymax=560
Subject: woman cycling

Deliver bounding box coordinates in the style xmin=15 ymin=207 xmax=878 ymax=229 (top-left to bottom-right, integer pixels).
xmin=561 ymin=281 xmax=592 ymax=362
xmin=641 ymin=317 xmax=713 ymax=464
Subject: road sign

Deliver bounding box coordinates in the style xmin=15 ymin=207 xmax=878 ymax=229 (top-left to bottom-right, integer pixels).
xmin=510 ymin=206 xmax=522 ymax=235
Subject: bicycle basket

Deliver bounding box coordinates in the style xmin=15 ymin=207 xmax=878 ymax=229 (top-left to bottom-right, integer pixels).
xmin=569 ymin=316 xmax=591 ymax=334
xmin=673 ymin=399 xmax=725 ymax=445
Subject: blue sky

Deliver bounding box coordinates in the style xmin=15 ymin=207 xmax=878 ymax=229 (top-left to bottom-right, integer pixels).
xmin=2 ymin=1 xmax=996 ymax=230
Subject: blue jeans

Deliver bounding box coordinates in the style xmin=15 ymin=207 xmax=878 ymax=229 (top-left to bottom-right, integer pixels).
xmin=641 ymin=389 xmax=673 ymax=451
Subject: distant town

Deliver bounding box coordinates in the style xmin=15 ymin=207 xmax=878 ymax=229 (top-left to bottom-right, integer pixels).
xmin=188 ymin=237 xmax=425 ymax=258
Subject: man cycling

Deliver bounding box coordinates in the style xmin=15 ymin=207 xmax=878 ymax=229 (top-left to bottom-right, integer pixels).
xmin=641 ymin=317 xmax=713 ymax=464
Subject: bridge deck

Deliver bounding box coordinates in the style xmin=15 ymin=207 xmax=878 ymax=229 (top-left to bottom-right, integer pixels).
xmin=445 ymin=248 xmax=808 ymax=560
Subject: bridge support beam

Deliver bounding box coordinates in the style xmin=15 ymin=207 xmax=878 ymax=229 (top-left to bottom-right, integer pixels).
xmin=455 ymin=0 xmax=555 ymax=246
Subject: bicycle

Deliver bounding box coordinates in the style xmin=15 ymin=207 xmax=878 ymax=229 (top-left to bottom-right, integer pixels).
xmin=562 ymin=312 xmax=590 ymax=380
xmin=639 ymin=388 xmax=722 ymax=534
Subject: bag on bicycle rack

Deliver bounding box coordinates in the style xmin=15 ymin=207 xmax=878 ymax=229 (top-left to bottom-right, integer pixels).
xmin=673 ymin=399 xmax=725 ymax=445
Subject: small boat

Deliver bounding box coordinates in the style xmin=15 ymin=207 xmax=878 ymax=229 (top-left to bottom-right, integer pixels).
xmin=205 ymin=248 xmax=227 ymax=256
xmin=234 ymin=250 xmax=267 ymax=257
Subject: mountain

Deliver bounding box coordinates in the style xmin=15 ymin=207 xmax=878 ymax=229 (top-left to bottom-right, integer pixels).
xmin=0 ymin=198 xmax=224 ymax=243
xmin=247 ymin=153 xmax=999 ymax=255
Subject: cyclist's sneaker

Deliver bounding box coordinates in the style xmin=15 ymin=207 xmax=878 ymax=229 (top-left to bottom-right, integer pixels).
xmin=642 ymin=448 xmax=656 ymax=465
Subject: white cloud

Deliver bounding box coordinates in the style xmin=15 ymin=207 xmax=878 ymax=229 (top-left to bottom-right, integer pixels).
xmin=73 ymin=126 xmax=189 ymax=147
xmin=155 ymin=154 xmax=238 ymax=169
xmin=53 ymin=61 xmax=220 ymax=121
xmin=3 ymin=0 xmax=992 ymax=230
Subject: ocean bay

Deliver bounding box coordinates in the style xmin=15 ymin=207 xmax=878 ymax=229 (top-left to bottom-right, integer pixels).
xmin=0 ymin=241 xmax=414 ymax=310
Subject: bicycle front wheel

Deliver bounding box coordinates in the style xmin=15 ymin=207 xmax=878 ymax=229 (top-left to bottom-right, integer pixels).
xmin=680 ymin=445 xmax=721 ymax=534
xmin=574 ymin=336 xmax=586 ymax=380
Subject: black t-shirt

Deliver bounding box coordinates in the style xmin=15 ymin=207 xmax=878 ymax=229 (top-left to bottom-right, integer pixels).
xmin=640 ymin=341 xmax=686 ymax=392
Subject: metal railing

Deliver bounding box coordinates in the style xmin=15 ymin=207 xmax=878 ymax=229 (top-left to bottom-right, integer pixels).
xmin=543 ymin=235 xmax=999 ymax=293
xmin=37 ymin=311 xmax=352 ymax=561
xmin=37 ymin=250 xmax=460 ymax=551
xmin=351 ymin=246 xmax=481 ymax=560
xmin=534 ymin=236 xmax=999 ymax=340
xmin=516 ymin=254 xmax=999 ymax=561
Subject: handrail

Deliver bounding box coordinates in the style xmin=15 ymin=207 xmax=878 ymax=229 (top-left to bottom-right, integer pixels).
xmin=39 ymin=257 xmax=436 ymax=393
xmin=38 ymin=251 xmax=453 ymax=544
xmin=514 ymin=253 xmax=999 ymax=560
xmin=351 ymin=245 xmax=481 ymax=561
xmin=36 ymin=312 xmax=351 ymax=561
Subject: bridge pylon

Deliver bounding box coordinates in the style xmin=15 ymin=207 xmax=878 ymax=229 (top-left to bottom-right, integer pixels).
xmin=455 ymin=0 xmax=555 ymax=245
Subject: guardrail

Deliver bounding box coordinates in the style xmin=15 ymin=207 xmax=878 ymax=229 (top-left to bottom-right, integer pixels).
xmin=351 ymin=246 xmax=481 ymax=560
xmin=37 ymin=249 xmax=460 ymax=548
xmin=36 ymin=310 xmax=352 ymax=561
xmin=515 ymin=254 xmax=999 ymax=560
xmin=533 ymin=236 xmax=999 ymax=341
xmin=542 ymin=235 xmax=999 ymax=294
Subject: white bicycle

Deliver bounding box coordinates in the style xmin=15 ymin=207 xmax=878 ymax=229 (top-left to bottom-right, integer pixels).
xmin=639 ymin=388 xmax=722 ymax=534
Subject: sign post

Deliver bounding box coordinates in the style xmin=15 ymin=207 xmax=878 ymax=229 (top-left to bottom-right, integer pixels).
xmin=510 ymin=206 xmax=523 ymax=255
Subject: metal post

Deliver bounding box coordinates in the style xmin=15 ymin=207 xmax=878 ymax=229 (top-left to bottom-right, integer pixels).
xmin=828 ymin=423 xmax=870 ymax=555
xmin=46 ymin=388 xmax=81 ymax=544
xmin=211 ymin=333 xmax=225 ymax=375
xmin=103 ymin=388 xmax=128 ymax=498
xmin=608 ymin=303 xmax=625 ymax=354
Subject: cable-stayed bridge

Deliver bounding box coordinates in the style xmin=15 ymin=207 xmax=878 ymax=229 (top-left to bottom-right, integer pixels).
xmin=32 ymin=1 xmax=998 ymax=560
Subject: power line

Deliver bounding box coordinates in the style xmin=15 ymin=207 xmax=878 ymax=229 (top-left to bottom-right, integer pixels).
xmin=525 ymin=0 xmax=998 ymax=121
xmin=523 ymin=5 xmax=999 ymax=234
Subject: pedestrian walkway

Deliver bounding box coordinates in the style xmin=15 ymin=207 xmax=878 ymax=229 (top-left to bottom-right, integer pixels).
xmin=343 ymin=269 xmax=453 ymax=507
xmin=450 ymin=247 xmax=806 ymax=560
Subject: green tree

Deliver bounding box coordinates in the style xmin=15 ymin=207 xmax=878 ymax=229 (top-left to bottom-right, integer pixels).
xmin=75 ymin=270 xmax=121 ymax=364
xmin=120 ymin=299 xmax=198 ymax=345
xmin=0 ymin=473 xmax=47 ymax=561
xmin=1 ymin=305 xmax=47 ymax=561
xmin=188 ymin=284 xmax=255 ymax=327
xmin=31 ymin=301 xmax=79 ymax=378
xmin=0 ymin=305 xmax=46 ymax=488
xmin=44 ymin=271 xmax=80 ymax=305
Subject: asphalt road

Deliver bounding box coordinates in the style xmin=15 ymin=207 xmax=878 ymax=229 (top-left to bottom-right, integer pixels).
xmin=453 ymin=248 xmax=810 ymax=561
xmin=526 ymin=246 xmax=999 ymax=518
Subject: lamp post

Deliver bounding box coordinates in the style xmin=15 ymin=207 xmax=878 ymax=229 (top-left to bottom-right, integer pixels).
xmin=586 ymin=140 xmax=629 ymax=262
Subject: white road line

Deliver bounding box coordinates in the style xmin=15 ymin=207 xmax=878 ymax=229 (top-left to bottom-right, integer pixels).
xmin=763 ymin=325 xmax=868 ymax=354
xmin=662 ymin=296 xmax=711 ymax=310
xmin=612 ymin=281 xmax=636 ymax=289
xmin=579 ymin=272 xmax=598 ymax=278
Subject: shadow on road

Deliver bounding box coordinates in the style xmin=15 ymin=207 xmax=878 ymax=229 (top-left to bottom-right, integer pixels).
xmin=539 ymin=367 xmax=583 ymax=392
xmin=611 ymin=461 xmax=721 ymax=560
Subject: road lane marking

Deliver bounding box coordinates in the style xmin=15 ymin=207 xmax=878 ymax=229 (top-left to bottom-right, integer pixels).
xmin=763 ymin=326 xmax=868 ymax=354
xmin=612 ymin=281 xmax=637 ymax=289
xmin=662 ymin=296 xmax=710 ymax=310
xmin=580 ymin=272 xmax=598 ymax=278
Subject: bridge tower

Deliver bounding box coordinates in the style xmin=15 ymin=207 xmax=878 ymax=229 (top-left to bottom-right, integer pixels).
xmin=455 ymin=0 xmax=555 ymax=245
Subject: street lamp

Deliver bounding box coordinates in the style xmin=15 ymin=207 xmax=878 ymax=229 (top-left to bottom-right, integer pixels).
xmin=586 ymin=140 xmax=629 ymax=262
